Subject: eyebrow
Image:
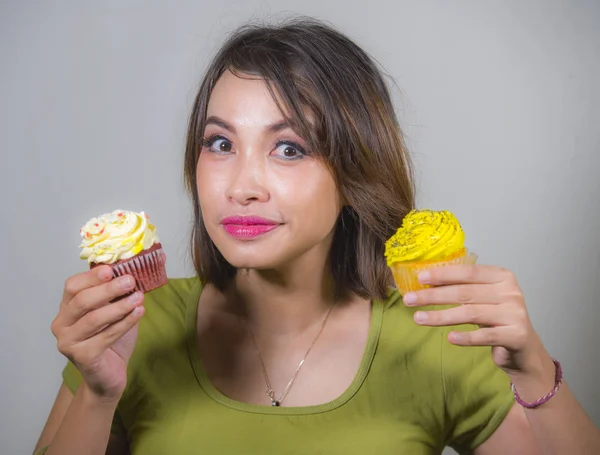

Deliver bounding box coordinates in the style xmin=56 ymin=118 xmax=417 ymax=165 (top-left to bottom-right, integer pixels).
xmin=205 ymin=116 xmax=291 ymax=134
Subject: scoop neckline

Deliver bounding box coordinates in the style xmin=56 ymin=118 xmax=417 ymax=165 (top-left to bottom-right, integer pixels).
xmin=185 ymin=280 xmax=384 ymax=415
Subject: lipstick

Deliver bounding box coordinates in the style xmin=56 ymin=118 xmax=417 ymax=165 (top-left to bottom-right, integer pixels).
xmin=221 ymin=216 xmax=280 ymax=239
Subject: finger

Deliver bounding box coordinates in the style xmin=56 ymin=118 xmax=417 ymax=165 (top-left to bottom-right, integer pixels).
xmin=63 ymin=275 xmax=137 ymax=325
xmin=413 ymin=303 xmax=512 ymax=327
xmin=446 ymin=326 xmax=518 ymax=348
xmin=69 ymin=292 xmax=144 ymax=341
xmin=78 ymin=305 xmax=146 ymax=357
xmin=417 ymin=264 xmax=511 ymax=286
xmin=62 ymin=266 xmax=115 ymax=303
xmin=403 ymin=283 xmax=502 ymax=307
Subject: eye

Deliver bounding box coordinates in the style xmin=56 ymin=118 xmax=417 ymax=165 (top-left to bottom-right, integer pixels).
xmin=273 ymin=141 xmax=308 ymax=160
xmin=202 ymin=135 xmax=233 ymax=154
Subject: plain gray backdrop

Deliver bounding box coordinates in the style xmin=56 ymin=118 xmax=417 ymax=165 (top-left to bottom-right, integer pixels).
xmin=1 ymin=1 xmax=599 ymax=454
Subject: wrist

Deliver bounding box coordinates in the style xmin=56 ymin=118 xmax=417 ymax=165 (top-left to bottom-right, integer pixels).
xmin=509 ymin=351 xmax=555 ymax=382
xmin=80 ymin=382 xmax=123 ymax=408
xmin=510 ymin=355 xmax=562 ymax=407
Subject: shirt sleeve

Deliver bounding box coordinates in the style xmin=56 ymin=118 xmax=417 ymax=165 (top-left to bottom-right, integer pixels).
xmin=440 ymin=324 xmax=515 ymax=453
xmin=62 ymin=360 xmax=128 ymax=440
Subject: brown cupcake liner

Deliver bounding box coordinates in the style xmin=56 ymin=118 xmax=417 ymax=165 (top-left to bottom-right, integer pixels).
xmin=91 ymin=243 xmax=168 ymax=294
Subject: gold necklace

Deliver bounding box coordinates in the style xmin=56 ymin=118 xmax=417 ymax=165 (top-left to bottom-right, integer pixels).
xmin=245 ymin=304 xmax=335 ymax=407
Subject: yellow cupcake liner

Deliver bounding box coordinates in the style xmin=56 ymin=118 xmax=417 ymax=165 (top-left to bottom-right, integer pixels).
xmin=389 ymin=249 xmax=478 ymax=295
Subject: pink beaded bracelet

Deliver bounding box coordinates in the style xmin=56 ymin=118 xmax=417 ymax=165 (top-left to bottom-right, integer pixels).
xmin=510 ymin=358 xmax=563 ymax=409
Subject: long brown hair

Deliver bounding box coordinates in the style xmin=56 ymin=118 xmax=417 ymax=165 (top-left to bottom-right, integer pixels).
xmin=183 ymin=17 xmax=415 ymax=301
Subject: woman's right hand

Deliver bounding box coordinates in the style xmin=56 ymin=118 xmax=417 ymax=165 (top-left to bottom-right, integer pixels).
xmin=51 ymin=265 xmax=145 ymax=402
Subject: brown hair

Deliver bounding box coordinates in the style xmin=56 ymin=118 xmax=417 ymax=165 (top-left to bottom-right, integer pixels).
xmin=184 ymin=17 xmax=415 ymax=301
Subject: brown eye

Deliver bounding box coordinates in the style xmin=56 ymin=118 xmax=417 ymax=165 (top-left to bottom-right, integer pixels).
xmin=273 ymin=141 xmax=307 ymax=160
xmin=203 ymin=135 xmax=234 ymax=154
xmin=218 ymin=141 xmax=232 ymax=152
xmin=283 ymin=146 xmax=297 ymax=157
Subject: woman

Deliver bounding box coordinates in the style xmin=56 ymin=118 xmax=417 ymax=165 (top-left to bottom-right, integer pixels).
xmin=35 ymin=18 xmax=598 ymax=455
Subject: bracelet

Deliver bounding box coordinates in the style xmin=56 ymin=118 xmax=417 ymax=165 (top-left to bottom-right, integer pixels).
xmin=510 ymin=358 xmax=563 ymax=409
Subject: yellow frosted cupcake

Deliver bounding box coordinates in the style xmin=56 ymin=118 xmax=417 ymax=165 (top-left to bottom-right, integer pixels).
xmin=80 ymin=209 xmax=167 ymax=293
xmin=384 ymin=209 xmax=477 ymax=294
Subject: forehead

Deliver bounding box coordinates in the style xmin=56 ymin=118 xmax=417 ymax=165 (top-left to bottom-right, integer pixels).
xmin=206 ymin=71 xmax=285 ymax=122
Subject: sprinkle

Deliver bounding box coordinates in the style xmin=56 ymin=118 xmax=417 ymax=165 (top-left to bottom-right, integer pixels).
xmin=118 ymin=212 xmax=124 ymax=217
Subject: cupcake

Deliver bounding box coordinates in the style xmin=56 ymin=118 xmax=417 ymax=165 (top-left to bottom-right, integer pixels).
xmin=79 ymin=209 xmax=167 ymax=293
xmin=384 ymin=209 xmax=477 ymax=295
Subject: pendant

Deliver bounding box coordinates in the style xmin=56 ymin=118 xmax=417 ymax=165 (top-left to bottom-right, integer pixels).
xmin=266 ymin=389 xmax=280 ymax=406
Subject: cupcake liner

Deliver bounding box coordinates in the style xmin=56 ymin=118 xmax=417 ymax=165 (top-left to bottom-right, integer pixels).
xmin=390 ymin=250 xmax=478 ymax=295
xmin=91 ymin=243 xmax=168 ymax=294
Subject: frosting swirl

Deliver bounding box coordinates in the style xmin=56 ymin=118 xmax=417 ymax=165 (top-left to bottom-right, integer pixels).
xmin=384 ymin=209 xmax=465 ymax=265
xmin=79 ymin=209 xmax=160 ymax=264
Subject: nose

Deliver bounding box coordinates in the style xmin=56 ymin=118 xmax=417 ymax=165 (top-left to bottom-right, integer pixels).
xmin=224 ymin=150 xmax=269 ymax=205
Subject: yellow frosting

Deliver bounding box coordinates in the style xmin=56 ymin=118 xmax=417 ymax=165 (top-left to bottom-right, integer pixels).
xmin=384 ymin=209 xmax=465 ymax=266
xmin=79 ymin=210 xmax=160 ymax=264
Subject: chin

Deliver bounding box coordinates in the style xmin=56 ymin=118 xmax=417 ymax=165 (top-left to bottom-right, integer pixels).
xmin=225 ymin=257 xmax=283 ymax=271
xmin=217 ymin=243 xmax=301 ymax=272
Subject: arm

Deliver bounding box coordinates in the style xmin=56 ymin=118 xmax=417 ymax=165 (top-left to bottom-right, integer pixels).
xmin=477 ymin=355 xmax=599 ymax=455
xmin=516 ymin=372 xmax=600 ymax=454
xmin=407 ymin=264 xmax=600 ymax=454
xmin=474 ymin=403 xmax=540 ymax=455
xmin=34 ymin=382 xmax=129 ymax=455
xmin=37 ymin=266 xmax=145 ymax=454
xmin=475 ymin=379 xmax=600 ymax=455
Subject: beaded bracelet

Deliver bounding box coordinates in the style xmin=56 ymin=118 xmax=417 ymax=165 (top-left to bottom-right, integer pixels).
xmin=510 ymin=358 xmax=563 ymax=409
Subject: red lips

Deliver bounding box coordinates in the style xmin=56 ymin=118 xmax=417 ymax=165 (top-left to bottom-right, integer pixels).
xmin=221 ymin=216 xmax=278 ymax=226
xmin=221 ymin=216 xmax=280 ymax=239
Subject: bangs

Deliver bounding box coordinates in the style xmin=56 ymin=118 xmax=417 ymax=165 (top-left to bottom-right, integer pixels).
xmin=225 ymin=59 xmax=329 ymax=164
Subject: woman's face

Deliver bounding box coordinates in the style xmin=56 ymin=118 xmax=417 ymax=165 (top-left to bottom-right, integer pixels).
xmin=196 ymin=71 xmax=342 ymax=270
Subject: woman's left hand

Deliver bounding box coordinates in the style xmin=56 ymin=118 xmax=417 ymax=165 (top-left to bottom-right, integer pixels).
xmin=401 ymin=264 xmax=554 ymax=382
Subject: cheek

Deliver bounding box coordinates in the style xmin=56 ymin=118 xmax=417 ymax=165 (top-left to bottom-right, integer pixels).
xmin=195 ymin=163 xmax=207 ymax=206
xmin=196 ymin=157 xmax=225 ymax=205
xmin=278 ymin=167 xmax=341 ymax=227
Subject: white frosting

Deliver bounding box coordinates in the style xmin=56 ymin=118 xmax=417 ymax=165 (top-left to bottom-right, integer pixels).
xmin=79 ymin=209 xmax=159 ymax=264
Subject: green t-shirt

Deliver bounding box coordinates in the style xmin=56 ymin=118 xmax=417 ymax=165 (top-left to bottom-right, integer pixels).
xmin=62 ymin=278 xmax=514 ymax=454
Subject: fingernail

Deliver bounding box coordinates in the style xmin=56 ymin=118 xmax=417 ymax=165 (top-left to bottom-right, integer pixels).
xmin=128 ymin=292 xmax=141 ymax=305
xmin=418 ymin=271 xmax=431 ymax=283
xmin=99 ymin=267 xmax=113 ymax=281
xmin=449 ymin=332 xmax=462 ymax=342
xmin=403 ymin=292 xmax=417 ymax=305
xmin=414 ymin=311 xmax=428 ymax=323
xmin=120 ymin=277 xmax=134 ymax=291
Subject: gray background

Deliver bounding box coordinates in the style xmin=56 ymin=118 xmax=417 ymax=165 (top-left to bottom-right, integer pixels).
xmin=1 ymin=1 xmax=599 ymax=454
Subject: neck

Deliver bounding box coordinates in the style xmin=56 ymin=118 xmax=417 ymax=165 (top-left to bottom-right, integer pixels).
xmin=227 ymin=250 xmax=339 ymax=337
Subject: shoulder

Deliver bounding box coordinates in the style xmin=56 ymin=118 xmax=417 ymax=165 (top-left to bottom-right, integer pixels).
xmin=141 ymin=277 xmax=202 ymax=324
xmin=377 ymin=288 xmax=499 ymax=380
xmin=134 ymin=277 xmax=202 ymax=350
xmin=378 ymin=287 xmax=444 ymax=357
xmin=124 ymin=277 xmax=202 ymax=388
xmin=144 ymin=277 xmax=202 ymax=308
xmin=378 ymin=289 xmax=505 ymax=372
xmin=373 ymin=288 xmax=448 ymax=402
xmin=375 ymin=288 xmax=514 ymax=451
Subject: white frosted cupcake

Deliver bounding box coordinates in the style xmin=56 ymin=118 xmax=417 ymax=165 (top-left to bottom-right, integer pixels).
xmin=80 ymin=209 xmax=167 ymax=293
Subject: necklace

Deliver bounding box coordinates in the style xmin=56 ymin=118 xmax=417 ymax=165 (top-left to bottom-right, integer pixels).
xmin=245 ymin=304 xmax=335 ymax=407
